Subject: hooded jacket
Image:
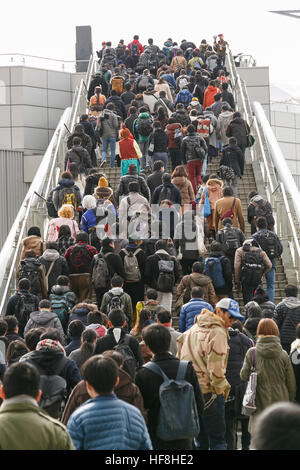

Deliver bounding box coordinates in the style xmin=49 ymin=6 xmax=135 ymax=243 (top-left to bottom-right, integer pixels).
xmin=176 ymin=272 xmax=217 ymax=308
xmin=67 ymin=126 xmax=92 ymax=155
xmin=179 ymin=298 xmax=214 ymax=333
xmin=177 ymin=310 xmax=231 ymax=397
xmin=64 ymin=145 xmax=92 ymax=174
xmin=170 ymin=109 xmax=191 ymax=128
xmin=21 ymin=235 xmax=46 ymax=260
xmin=240 ymin=336 xmax=296 ymax=433
xmin=171 ymin=176 xmax=195 ymax=205
xmin=216 ymin=110 xmax=234 ymax=145
xmin=203 ymin=85 xmax=220 ymax=110
xmin=97 ymin=108 xmax=120 ymax=138
xmin=115 ymin=169 xmax=151 ymax=202
xmin=84 ymin=172 xmax=107 ymax=196
xmin=103 ymin=96 xmax=126 ymax=120
xmin=133 ymin=112 xmax=153 ymax=143
xmin=39 ymin=249 xmax=69 ymax=293
xmin=243 ymin=317 xmax=260 ymax=343
xmin=200 ymin=178 xmax=223 ymax=210
xmin=226 ymin=117 xmax=250 ymax=147
xmin=68 ymin=302 xmax=98 ymax=326
xmin=226 ymin=328 xmax=253 ymax=390
xmin=24 ymin=309 xmax=64 ymax=338
xmin=100 ymin=287 xmax=132 ymax=326
xmin=273 ymin=297 xmax=300 ymax=347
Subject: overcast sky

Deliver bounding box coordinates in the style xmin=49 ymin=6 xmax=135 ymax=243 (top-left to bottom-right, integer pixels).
xmin=1 ymin=0 xmax=300 ymax=97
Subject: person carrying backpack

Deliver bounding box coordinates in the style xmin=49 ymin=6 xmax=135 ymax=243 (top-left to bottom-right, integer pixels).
xmin=174 ymin=86 xmax=194 ymax=109
xmin=39 ymin=242 xmax=69 ymax=296
xmin=247 ymin=192 xmax=275 ymax=235
xmin=216 ymin=218 xmax=245 ymax=271
xmin=152 ymin=173 xmax=182 ymax=207
xmin=234 ymin=239 xmax=272 ymax=305
xmin=145 ymin=240 xmax=180 ymax=312
xmin=136 ymin=323 xmax=204 ymax=450
xmin=119 ymin=239 xmax=147 ymax=326
xmin=94 ymin=309 xmax=144 ymax=379
xmin=181 ymin=124 xmax=208 ymax=194
xmin=148 ymin=121 xmax=169 ymax=171
xmin=64 ymin=232 xmax=98 ymax=302
xmin=49 ymin=275 xmax=77 ymax=335
xmin=252 ymin=217 xmax=283 ymax=303
xmin=5 ymin=278 xmax=40 ymax=337
xmin=52 ymin=172 xmax=82 ymax=215
xmin=205 ymin=241 xmax=233 ymax=300
xmin=110 ymin=70 xmax=125 ymax=96
xmin=133 ymin=107 xmax=154 ymax=172
xmin=218 ymin=137 xmax=244 ymax=197
xmin=17 ymin=250 xmax=48 ymax=300
xmin=100 ymin=275 xmax=133 ymax=330
xmin=128 ymin=35 xmax=144 ymax=66
xmin=23 ymin=300 xmax=65 ymax=340
xmin=21 ymin=328 xmax=81 ymax=418
xmin=90 ymin=238 xmax=126 ymax=309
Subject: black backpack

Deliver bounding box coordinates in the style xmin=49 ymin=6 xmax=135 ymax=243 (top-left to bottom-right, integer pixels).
xmin=252 ymin=200 xmax=275 ymax=228
xmin=157 ymin=255 xmax=175 ymax=292
xmin=18 ymin=260 xmax=41 ymax=295
xmin=254 ymin=231 xmax=278 ymax=260
xmin=106 ymin=292 xmax=125 ymax=314
xmin=241 ymin=250 xmax=265 ymax=287
xmin=15 ymin=293 xmax=37 ymax=333
xmin=130 ymin=43 xmax=139 ymax=58
xmin=222 ymin=227 xmax=241 ymax=256
xmin=137 ymin=116 xmax=153 ymax=137
xmin=47 ymin=189 xmax=58 ymax=218
xmin=33 ymin=356 xmax=68 ymax=419
xmin=114 ymin=335 xmax=137 ymax=379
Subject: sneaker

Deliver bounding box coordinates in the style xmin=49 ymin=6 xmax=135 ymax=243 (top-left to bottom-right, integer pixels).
xmin=100 ymin=160 xmax=106 ymax=168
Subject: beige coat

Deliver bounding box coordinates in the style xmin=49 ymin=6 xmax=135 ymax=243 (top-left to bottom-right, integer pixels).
xmin=214 ymin=196 xmax=245 ymax=232
xmin=171 ymin=176 xmax=195 ymax=205
xmin=177 ymin=310 xmax=230 ymax=398
xmin=234 ymin=244 xmax=272 ymax=284
xmin=21 ymin=236 xmax=46 ymax=260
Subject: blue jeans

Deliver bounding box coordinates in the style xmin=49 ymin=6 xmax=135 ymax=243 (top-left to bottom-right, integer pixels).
xmin=265 ymin=258 xmax=276 ymax=303
xmin=138 ymin=141 xmax=150 ymax=169
xmin=102 ymin=137 xmax=116 ymax=168
xmin=198 ymin=394 xmax=227 ymax=450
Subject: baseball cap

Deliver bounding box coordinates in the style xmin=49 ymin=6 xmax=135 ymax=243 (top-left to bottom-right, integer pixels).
xmin=216 ymin=298 xmax=244 ymax=321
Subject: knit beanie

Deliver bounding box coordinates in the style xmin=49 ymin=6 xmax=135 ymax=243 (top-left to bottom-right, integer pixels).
xmin=120 ymin=128 xmax=131 ymax=139
xmin=98 ymin=176 xmax=109 ymax=188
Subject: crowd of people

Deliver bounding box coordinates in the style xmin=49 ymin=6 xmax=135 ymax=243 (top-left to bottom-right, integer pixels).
xmin=0 ymin=35 xmax=300 ymax=452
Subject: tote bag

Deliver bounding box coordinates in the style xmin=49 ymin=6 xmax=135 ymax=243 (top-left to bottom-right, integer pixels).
xmin=203 ymin=187 xmax=211 ymax=218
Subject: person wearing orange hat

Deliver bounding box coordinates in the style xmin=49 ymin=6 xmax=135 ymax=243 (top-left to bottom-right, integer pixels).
xmin=214 ymin=34 xmax=229 ymax=66
xmin=116 ymin=127 xmax=143 ymax=176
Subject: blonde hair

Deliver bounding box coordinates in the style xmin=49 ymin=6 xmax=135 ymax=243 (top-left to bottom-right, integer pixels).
xmin=58 ymin=204 xmax=74 ymax=219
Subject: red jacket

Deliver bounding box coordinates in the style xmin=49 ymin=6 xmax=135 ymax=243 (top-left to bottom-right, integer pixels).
xmin=203 ymin=85 xmax=220 ymax=110
xmin=128 ymin=40 xmax=144 ymax=56
xmin=166 ymin=123 xmax=182 ymax=149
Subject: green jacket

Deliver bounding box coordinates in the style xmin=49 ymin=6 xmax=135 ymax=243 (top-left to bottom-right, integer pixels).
xmin=133 ymin=112 xmax=153 ymax=143
xmin=240 ymin=336 xmax=296 ymax=433
xmin=0 ymin=396 xmax=75 ymax=450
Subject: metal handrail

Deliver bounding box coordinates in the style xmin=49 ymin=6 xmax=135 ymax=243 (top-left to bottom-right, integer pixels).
xmin=227 ymin=49 xmax=300 ymax=284
xmin=0 ymin=55 xmax=97 ymax=315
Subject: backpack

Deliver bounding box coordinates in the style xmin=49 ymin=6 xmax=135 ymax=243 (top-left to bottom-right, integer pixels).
xmin=193 ymin=140 xmax=206 ymax=161
xmin=137 ymin=76 xmax=152 ymax=91
xmin=158 ymin=186 xmax=173 ymax=204
xmin=178 ymin=90 xmax=191 ymax=106
xmin=130 ymin=42 xmax=139 ymax=58
xmin=174 ymin=127 xmax=183 ymax=146
xmin=68 ymin=244 xmax=91 ymax=273
xmin=122 ymin=248 xmax=142 ymax=282
xmin=241 ymin=250 xmax=265 ymax=286
xmin=58 ymin=187 xmax=78 ymax=210
xmin=218 ymin=165 xmax=235 ymax=182
xmin=157 ymin=255 xmax=175 ymax=293
xmin=106 ymin=291 xmax=125 ymax=314
xmin=254 ymin=231 xmax=278 ymax=260
xmin=50 ymin=294 xmax=70 ymax=334
xmin=111 ymin=76 xmax=124 ymax=95
xmin=197 ymin=117 xmax=213 ymax=139
xmin=221 ymin=227 xmax=241 ymax=256
xmin=114 ymin=335 xmax=137 ymax=379
xmin=33 ymin=356 xmax=68 ymax=419
xmin=18 ymin=260 xmax=41 ymax=295
xmin=144 ymin=361 xmax=200 ymax=441
xmin=15 ymin=293 xmax=37 ymax=332
xmin=179 ymin=77 xmax=188 ymax=89
xmin=137 ymin=116 xmax=153 ymax=137
xmin=91 ymin=253 xmax=111 ymax=290
xmin=47 ymin=189 xmax=58 ymax=218
xmin=251 ymin=200 xmax=275 ymax=228
xmin=204 ymin=257 xmax=226 ymax=289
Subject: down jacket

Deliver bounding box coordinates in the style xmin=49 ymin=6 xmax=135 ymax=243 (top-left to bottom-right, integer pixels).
xmin=171 ymin=176 xmax=195 ymax=205
xmin=181 ymin=133 xmax=208 ymax=164
xmin=179 ymin=298 xmax=214 ymax=333
xmin=176 ymin=272 xmax=217 ymax=308
xmin=67 ymin=394 xmax=152 ymax=450
xmin=273 ymin=297 xmax=300 ymax=349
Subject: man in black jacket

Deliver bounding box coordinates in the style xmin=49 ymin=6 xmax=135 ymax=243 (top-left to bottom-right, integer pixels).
xmin=90 ymin=238 xmax=126 ymax=308
xmin=274 ymin=285 xmax=300 ymax=354
xmin=247 ymin=191 xmax=274 ymax=235
xmin=152 ymin=173 xmax=182 ymax=206
xmin=146 ymin=160 xmax=165 ymax=197
xmin=205 ymin=241 xmax=233 ymax=300
xmin=115 ymin=163 xmax=150 ymax=203
xmin=135 ymin=323 xmax=204 ymax=450
xmin=145 ymin=239 xmax=180 ymax=312
xmin=88 ymin=73 xmax=108 ymax=100
xmin=219 ymin=137 xmax=244 ymax=197
xmin=67 ymin=124 xmax=93 ymax=157
xmin=221 ymin=82 xmax=235 ymax=111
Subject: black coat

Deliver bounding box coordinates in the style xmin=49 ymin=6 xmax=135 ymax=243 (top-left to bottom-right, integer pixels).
xmin=206 ymin=251 xmax=233 ymax=295
xmin=226 ymin=328 xmax=253 ymax=389
xmin=103 ymin=96 xmax=126 ymax=120
xmin=39 ymin=255 xmax=69 ymax=294
xmin=220 ymin=144 xmax=244 ymax=177
xmin=226 ymin=117 xmax=249 ymax=148
xmin=148 ymin=129 xmax=168 ymax=154
xmin=145 ymin=251 xmax=180 ymax=291
xmin=88 ymin=76 xmax=108 ymax=100
xmin=119 ymin=244 xmax=147 ymax=283
xmin=115 ymin=172 xmax=150 ymax=202
xmin=135 ymin=352 xmax=204 ymax=450
xmin=90 ymin=246 xmax=126 ymax=283
xmin=94 ymin=328 xmax=144 ymax=368
xmin=124 ymin=113 xmax=139 ymax=135
xmin=152 ymin=183 xmax=182 ymax=205
xmin=221 ymin=89 xmax=235 ymax=111
xmin=147 ymin=170 xmax=163 ymax=196
xmin=274 ymin=298 xmax=300 ymax=348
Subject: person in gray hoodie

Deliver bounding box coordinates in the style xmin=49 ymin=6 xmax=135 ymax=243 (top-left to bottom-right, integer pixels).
xmin=24 ymin=300 xmax=65 ymax=339
xmin=97 ymin=103 xmax=120 ymax=168
xmin=274 ymin=284 xmax=300 ymax=354
xmin=39 ymin=242 xmax=69 ymax=296
xmin=216 ymin=104 xmax=234 ymax=147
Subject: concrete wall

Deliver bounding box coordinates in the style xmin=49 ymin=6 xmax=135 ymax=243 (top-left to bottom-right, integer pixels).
xmin=0 ymin=66 xmax=84 ymax=155
xmin=237 ymin=66 xmax=271 ymax=120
